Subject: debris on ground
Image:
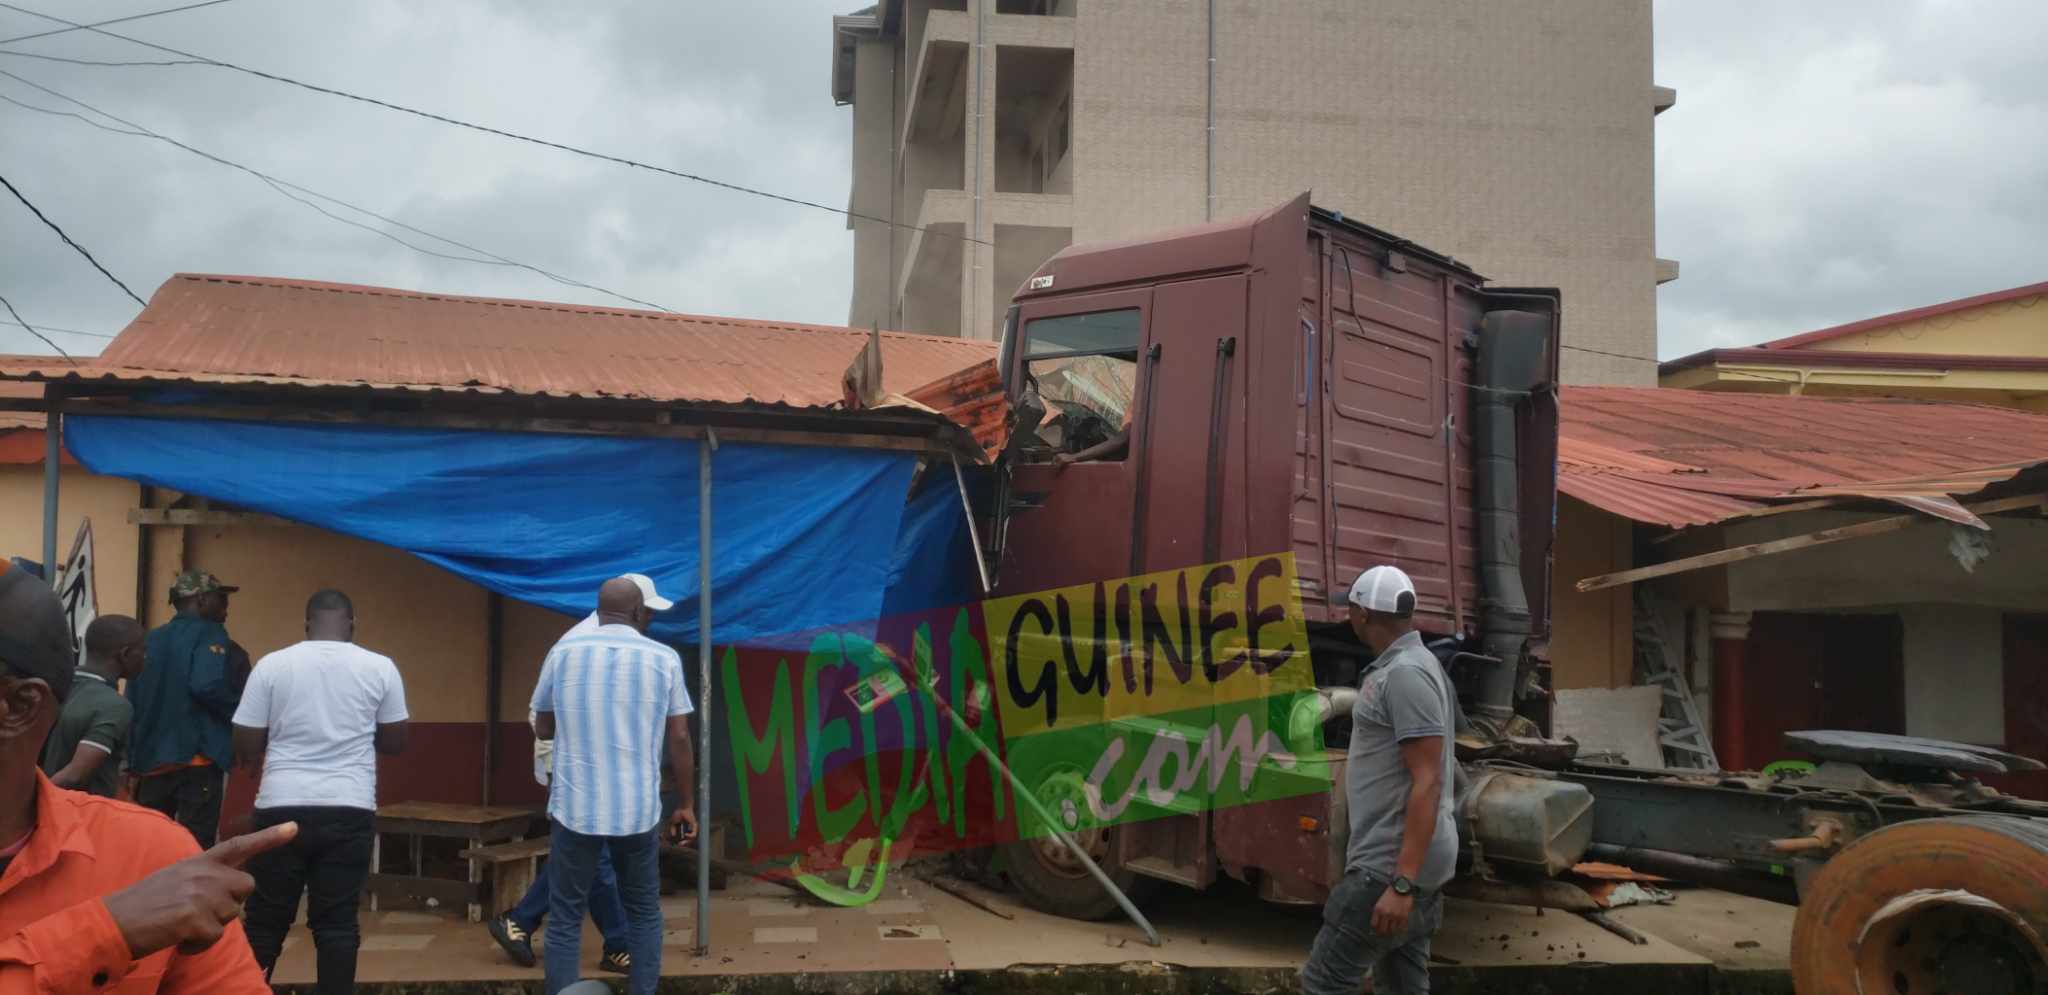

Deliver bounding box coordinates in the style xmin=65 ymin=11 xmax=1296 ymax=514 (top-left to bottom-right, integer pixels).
xmin=1570 ymin=862 xmax=1669 ymax=883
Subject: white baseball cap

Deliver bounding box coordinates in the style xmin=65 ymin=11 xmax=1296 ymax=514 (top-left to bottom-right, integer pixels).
xmin=621 ymin=573 xmax=675 ymax=611
xmin=1347 ymin=565 xmax=1416 ymax=616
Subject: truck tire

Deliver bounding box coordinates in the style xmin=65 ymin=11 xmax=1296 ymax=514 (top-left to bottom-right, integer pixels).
xmin=998 ymin=764 xmax=1154 ymax=921
xmin=999 ymin=832 xmax=1150 ymax=921
xmin=1790 ymin=816 xmax=2048 ymax=995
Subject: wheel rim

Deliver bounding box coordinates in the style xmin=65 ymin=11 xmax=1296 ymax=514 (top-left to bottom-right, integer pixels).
xmin=1854 ymin=889 xmax=2048 ymax=994
xmin=1028 ymin=767 xmax=1108 ymax=879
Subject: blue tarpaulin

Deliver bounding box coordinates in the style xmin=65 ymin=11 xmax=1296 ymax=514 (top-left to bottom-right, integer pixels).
xmin=66 ymin=414 xmax=925 ymax=645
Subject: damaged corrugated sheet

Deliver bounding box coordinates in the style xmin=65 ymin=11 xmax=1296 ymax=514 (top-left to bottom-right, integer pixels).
xmin=907 ymin=357 xmax=1004 ymax=457
xmin=3 ymin=274 xmax=997 ymax=410
xmin=1560 ymin=386 xmax=2048 ymax=528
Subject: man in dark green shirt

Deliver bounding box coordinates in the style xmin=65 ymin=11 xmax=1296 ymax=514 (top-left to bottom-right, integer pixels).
xmin=41 ymin=615 xmax=146 ymax=797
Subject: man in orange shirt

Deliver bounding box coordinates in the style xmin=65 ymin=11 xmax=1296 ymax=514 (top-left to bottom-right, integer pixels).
xmin=1 ymin=562 xmax=290 ymax=992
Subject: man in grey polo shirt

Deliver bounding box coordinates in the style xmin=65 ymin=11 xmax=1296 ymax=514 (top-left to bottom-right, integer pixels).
xmin=1300 ymin=565 xmax=1458 ymax=995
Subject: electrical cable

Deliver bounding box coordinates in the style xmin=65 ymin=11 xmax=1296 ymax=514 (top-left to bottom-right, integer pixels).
xmin=0 ymin=169 xmax=145 ymax=305
xmin=0 ymin=72 xmax=676 ymax=313
xmin=0 ymin=2 xmax=992 ymax=246
xmin=0 ymin=0 xmax=233 ymax=45
xmin=0 ymin=290 xmax=75 ymax=363
xmin=0 ymin=319 xmax=115 ymax=339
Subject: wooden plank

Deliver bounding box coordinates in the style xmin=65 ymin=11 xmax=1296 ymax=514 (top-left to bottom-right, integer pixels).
xmin=128 ymin=508 xmax=299 ymax=528
xmin=1577 ymin=493 xmax=2048 ymax=593
xmin=56 ymin=399 xmax=958 ymax=454
xmin=460 ymin=837 xmax=553 ymax=862
xmin=377 ymin=802 xmax=539 ymax=824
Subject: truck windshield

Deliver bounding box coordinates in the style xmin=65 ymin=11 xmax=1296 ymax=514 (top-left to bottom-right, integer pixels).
xmin=1021 ymin=308 xmax=1140 ymax=457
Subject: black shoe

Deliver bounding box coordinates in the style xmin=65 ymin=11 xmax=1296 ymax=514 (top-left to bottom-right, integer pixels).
xmin=599 ymin=949 xmax=630 ymax=975
xmin=487 ymin=915 xmax=537 ymax=968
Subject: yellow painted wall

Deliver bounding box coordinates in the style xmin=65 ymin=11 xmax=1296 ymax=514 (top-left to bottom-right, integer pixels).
xmin=5 ymin=455 xmax=621 ymax=728
xmin=0 ymin=463 xmax=142 ymax=619
xmin=1549 ymin=496 xmax=1634 ymax=690
xmin=500 ymin=597 xmax=581 ymax=719
xmin=1803 ymin=290 xmax=2046 ymax=357
xmin=183 ymin=523 xmax=490 ymax=723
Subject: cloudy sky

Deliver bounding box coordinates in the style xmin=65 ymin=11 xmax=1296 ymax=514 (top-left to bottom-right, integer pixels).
xmin=0 ymin=1 xmax=2043 ymax=362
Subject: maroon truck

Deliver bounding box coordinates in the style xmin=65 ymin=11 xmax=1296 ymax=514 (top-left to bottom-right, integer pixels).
xmin=937 ymin=194 xmax=2048 ymax=992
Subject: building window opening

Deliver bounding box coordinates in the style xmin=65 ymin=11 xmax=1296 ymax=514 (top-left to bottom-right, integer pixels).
xmin=997 ymin=0 xmax=1076 ymax=15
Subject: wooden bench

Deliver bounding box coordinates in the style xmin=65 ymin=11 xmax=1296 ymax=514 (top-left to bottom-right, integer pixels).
xmin=370 ymin=802 xmax=539 ymax=922
xmin=459 ymin=837 xmax=554 ymax=920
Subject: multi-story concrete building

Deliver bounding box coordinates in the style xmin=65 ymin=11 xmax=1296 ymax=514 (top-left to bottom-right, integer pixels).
xmin=831 ymin=0 xmax=1676 ymax=384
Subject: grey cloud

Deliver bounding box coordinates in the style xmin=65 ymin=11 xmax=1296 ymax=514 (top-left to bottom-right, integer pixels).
xmin=0 ymin=0 xmax=859 ymax=357
xmin=1654 ymin=0 xmax=2048 ymax=356
xmin=5 ymin=2 xmax=2042 ymax=365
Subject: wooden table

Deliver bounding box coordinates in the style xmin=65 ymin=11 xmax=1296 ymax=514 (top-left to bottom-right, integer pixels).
xmin=370 ymin=802 xmax=539 ymax=923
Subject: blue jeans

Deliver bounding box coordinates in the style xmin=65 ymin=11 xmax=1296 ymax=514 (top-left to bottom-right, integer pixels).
xmin=544 ymin=821 xmax=661 ymax=995
xmin=1300 ymin=871 xmax=1443 ymax=995
xmin=509 ymin=847 xmax=627 ymax=955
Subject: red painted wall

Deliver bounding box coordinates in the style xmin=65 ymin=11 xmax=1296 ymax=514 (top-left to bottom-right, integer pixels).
xmin=220 ymin=721 xmax=547 ymax=835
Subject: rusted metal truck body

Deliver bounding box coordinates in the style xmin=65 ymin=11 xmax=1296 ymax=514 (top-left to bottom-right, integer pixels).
xmin=990 ymin=192 xmax=1558 ymax=646
xmin=968 ymin=196 xmax=2048 ymax=990
xmin=983 ymin=193 xmax=1566 ymax=911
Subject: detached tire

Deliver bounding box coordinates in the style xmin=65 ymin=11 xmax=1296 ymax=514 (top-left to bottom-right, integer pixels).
xmin=1791 ymin=816 xmax=2048 ymax=995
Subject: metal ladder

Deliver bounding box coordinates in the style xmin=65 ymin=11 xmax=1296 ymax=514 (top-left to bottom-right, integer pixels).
xmin=1634 ymin=590 xmax=1719 ymax=770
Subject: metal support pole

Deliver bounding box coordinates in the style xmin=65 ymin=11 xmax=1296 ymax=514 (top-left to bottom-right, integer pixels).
xmin=932 ymin=694 xmax=1161 ymax=946
xmin=950 ymin=453 xmax=991 ymax=596
xmin=41 ymin=387 xmax=61 ymax=577
xmin=694 ymin=428 xmax=718 ymax=955
xmin=483 ymin=592 xmax=503 ymax=806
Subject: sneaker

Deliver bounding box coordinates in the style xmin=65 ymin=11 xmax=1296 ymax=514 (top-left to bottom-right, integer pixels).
xmin=487 ymin=915 xmax=537 ymax=968
xmin=600 ymin=950 xmax=630 ymax=975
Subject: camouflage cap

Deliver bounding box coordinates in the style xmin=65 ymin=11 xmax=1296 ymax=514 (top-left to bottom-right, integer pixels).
xmin=169 ymin=569 xmax=240 ymax=601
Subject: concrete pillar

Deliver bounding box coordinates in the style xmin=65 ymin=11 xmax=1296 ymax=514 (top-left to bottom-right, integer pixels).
xmin=961 ymin=0 xmax=997 ymax=341
xmin=1709 ymin=611 xmax=1752 ymax=772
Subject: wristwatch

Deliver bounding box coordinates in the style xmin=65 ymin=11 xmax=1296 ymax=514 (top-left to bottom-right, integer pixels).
xmin=1390 ymin=875 xmax=1416 ymax=896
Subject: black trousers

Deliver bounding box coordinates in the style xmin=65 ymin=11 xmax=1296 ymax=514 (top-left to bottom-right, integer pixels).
xmin=133 ymin=764 xmax=226 ymax=847
xmin=243 ymin=806 xmax=376 ymax=995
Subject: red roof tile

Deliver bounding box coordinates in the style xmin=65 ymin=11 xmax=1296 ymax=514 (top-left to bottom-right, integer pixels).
xmin=5 ymin=274 xmax=997 ymax=410
xmin=1560 ymin=386 xmax=2048 ymax=527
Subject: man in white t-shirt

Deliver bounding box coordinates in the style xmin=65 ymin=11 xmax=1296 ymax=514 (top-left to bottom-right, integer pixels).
xmin=230 ymin=589 xmax=408 ymax=994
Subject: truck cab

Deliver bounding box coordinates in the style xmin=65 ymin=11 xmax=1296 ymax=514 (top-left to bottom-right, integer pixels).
xmin=981 ymin=194 xmax=1567 ymax=913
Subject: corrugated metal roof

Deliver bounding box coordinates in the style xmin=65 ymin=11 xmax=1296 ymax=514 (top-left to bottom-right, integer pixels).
xmin=4 ymin=274 xmax=997 ymax=410
xmin=0 ymin=375 xmax=46 ymax=431
xmin=907 ymin=357 xmax=1004 ymax=457
xmin=1560 ymin=386 xmax=2048 ymax=528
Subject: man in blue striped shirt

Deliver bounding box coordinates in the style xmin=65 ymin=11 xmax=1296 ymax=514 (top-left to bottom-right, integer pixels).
xmin=532 ymin=577 xmax=696 ymax=994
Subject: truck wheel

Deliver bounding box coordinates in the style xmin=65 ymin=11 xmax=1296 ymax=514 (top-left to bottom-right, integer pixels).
xmin=999 ymin=766 xmax=1152 ymax=921
xmin=1791 ymin=816 xmax=2048 ymax=995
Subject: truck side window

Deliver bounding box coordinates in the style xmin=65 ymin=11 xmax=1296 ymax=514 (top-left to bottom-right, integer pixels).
xmin=1022 ymin=309 xmax=1140 ymax=462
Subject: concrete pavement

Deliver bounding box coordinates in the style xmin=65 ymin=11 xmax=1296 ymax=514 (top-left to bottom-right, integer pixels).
xmin=270 ymin=873 xmax=1793 ymax=993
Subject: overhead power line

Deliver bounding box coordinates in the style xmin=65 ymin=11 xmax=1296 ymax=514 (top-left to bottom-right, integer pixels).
xmin=0 ymin=290 xmax=76 ymax=363
xmin=0 ymin=318 xmax=115 ymax=339
xmin=0 ymin=2 xmax=992 ymax=247
xmin=0 ymin=71 xmax=676 ymax=314
xmin=1562 ymin=342 xmax=1661 ymax=365
xmin=0 ymin=0 xmax=233 ymax=45
xmin=0 ymin=170 xmax=146 ymax=306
